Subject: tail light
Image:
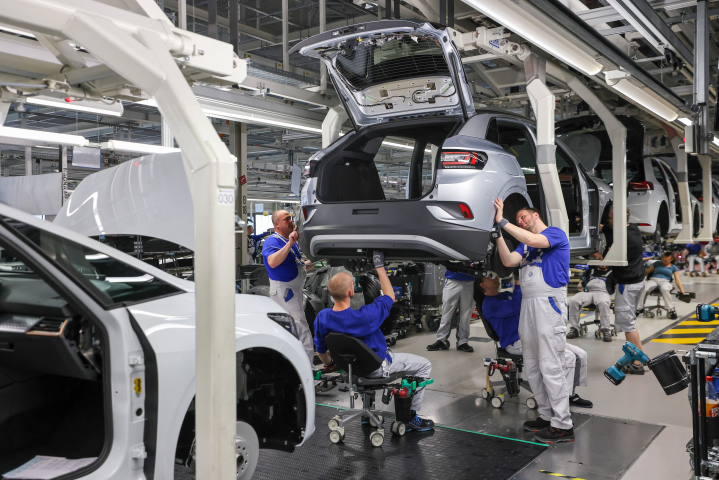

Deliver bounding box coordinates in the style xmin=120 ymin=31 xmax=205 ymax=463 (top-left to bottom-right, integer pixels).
xmin=698 ymin=196 xmax=715 ymax=204
xmin=459 ymin=203 xmax=473 ymax=219
xmin=441 ymin=151 xmax=487 ymax=169
xmin=629 ymin=181 xmax=654 ymax=191
xmin=638 ymin=223 xmax=651 ymax=226
xmin=302 ymin=208 xmax=308 ymax=220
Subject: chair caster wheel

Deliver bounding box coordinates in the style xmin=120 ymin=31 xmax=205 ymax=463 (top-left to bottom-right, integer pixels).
xmin=389 ymin=337 xmax=397 ymax=346
xmin=328 ymin=418 xmax=340 ymax=430
xmin=329 ymin=430 xmax=344 ymax=444
xmin=646 ymin=312 xmax=655 ymax=318
xmin=482 ymin=388 xmax=494 ymax=399
xmin=391 ymin=421 xmax=406 ymax=436
xmin=370 ymin=431 xmax=384 ymax=447
xmin=491 ymin=396 xmax=504 ymax=408
xmin=526 ymin=397 xmax=538 ymax=409
xmin=369 ymin=415 xmax=383 ymax=427
xmin=594 ymin=329 xmax=600 ymax=338
xmin=611 ymin=328 xmax=617 ymax=336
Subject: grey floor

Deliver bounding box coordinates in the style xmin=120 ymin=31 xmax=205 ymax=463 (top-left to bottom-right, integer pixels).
xmin=314 ymin=273 xmax=719 ymax=480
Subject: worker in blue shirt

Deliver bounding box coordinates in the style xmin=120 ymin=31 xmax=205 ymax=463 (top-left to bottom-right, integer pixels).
xmin=314 ymin=251 xmax=435 ymax=431
xmin=263 ymin=209 xmax=315 ymax=363
xmin=637 ymin=251 xmax=686 ymax=320
xmin=479 ymin=273 xmax=592 ymax=409
xmin=427 ymin=267 xmax=475 ymax=352
xmin=493 ymin=199 xmax=574 ymax=444
xmin=683 ymin=241 xmax=706 ymax=277
xmin=247 ymin=225 xmax=270 ymax=265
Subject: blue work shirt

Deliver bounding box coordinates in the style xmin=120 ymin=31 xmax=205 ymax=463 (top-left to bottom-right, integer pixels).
xmin=651 ymin=261 xmax=679 ymax=281
xmin=314 ymin=295 xmax=394 ymax=363
xmin=262 ymin=234 xmax=304 ymax=282
xmin=445 ymin=269 xmax=475 ymax=282
xmin=686 ymin=243 xmax=703 ymax=256
xmin=514 ymin=226 xmax=570 ymax=288
xmin=481 ymin=285 xmax=522 ymax=350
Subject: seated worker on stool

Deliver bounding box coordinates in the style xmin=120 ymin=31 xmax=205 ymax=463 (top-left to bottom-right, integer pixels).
xmin=705 ymin=237 xmax=719 ymax=274
xmin=479 ymin=273 xmax=592 ymax=409
xmin=314 ymin=251 xmax=435 ymax=432
xmin=427 ymin=267 xmax=475 ymax=353
xmin=684 ymin=241 xmax=706 ymax=277
xmin=567 ymin=265 xmax=615 ymax=342
xmin=637 ymin=251 xmax=686 ymax=320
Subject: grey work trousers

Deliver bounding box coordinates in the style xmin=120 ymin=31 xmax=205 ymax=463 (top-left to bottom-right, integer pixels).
xmin=568 ymin=290 xmax=612 ymax=330
xmin=436 ymin=278 xmax=474 ymax=346
xmin=368 ymin=352 xmax=432 ymax=411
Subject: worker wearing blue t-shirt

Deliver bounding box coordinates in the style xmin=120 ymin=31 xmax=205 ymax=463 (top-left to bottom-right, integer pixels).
xmin=637 ymin=251 xmax=685 ymax=319
xmin=263 ymin=209 xmax=315 ymax=362
xmin=314 ymin=251 xmax=435 ymax=431
xmin=683 ymin=241 xmax=706 ymax=277
xmin=427 ymin=268 xmax=475 ymax=352
xmin=247 ymin=225 xmax=271 ymax=265
xmin=493 ymin=199 xmax=573 ymax=444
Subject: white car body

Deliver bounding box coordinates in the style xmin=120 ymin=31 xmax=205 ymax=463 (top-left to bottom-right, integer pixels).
xmin=0 ymin=204 xmax=314 ymax=480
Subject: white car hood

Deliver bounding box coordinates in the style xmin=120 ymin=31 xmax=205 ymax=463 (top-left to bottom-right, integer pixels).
xmin=54 ymin=152 xmax=195 ymax=250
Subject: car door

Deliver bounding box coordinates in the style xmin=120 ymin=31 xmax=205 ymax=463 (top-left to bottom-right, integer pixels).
xmin=658 ymin=160 xmax=682 ymax=231
xmin=288 ymin=20 xmax=474 ymax=130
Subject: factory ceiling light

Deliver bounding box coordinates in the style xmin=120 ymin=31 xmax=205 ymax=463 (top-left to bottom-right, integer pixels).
xmin=678 ymin=118 xmax=693 ymax=126
xmin=460 ymin=0 xmax=604 ymax=76
xmin=605 ymin=71 xmax=679 ymax=122
xmin=102 ymin=140 xmax=180 ymax=154
xmin=26 ymin=96 xmax=124 ymax=117
xmin=0 ymin=126 xmax=89 ymax=147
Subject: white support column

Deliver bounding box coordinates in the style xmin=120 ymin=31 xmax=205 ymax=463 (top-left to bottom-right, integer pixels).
xmin=696 ymin=154 xmax=714 ymax=240
xmin=60 ymin=145 xmax=68 ymax=204
xmin=282 ymin=0 xmax=289 ymax=72
xmin=524 ymin=54 xmax=568 ymax=235
xmin=25 ymin=146 xmax=32 ymax=176
xmin=178 ymin=0 xmax=187 ymax=29
xmin=161 ymin=116 xmax=175 ymax=148
xmin=319 ymin=0 xmax=327 ymax=93
xmin=231 ymin=121 xmax=248 ymax=270
xmin=666 ymin=128 xmax=693 ymax=243
xmin=322 ymin=105 xmax=348 ymax=148
xmin=546 ymin=63 xmax=627 ymax=266
xmin=0 ymin=102 xmax=9 ymax=126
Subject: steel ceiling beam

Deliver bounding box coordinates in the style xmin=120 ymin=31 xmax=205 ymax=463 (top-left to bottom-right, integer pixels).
xmin=525 ymin=0 xmax=692 ymax=114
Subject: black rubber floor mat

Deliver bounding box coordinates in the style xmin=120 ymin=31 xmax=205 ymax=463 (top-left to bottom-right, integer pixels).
xmin=251 ymin=405 xmax=546 ymax=480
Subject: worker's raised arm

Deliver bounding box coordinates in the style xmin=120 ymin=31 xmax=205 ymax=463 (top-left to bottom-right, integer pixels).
xmin=373 ymin=251 xmax=395 ymax=302
xmin=266 ymin=230 xmax=298 ymax=268
xmin=496 ymin=235 xmax=522 ymax=267
xmin=494 ymin=198 xmax=550 ymax=248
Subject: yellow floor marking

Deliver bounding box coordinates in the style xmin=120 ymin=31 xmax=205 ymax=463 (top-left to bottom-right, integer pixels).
xmin=663 ymin=328 xmax=716 ymax=334
xmin=681 ymin=321 xmax=719 ymax=326
xmin=652 ymin=338 xmax=706 ymax=344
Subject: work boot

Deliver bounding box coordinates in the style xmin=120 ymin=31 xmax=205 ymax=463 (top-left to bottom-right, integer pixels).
xmin=569 ymin=394 xmax=593 ymax=408
xmin=407 ymin=411 xmax=434 ymax=431
xmin=566 ymin=327 xmax=579 ymax=339
xmin=602 ymin=328 xmax=613 ymax=342
xmin=523 ymin=417 xmax=551 ymax=432
xmin=703 ymin=272 xmax=708 ymax=277
xmin=622 ymin=363 xmax=645 ymax=375
xmin=426 ymin=340 xmax=450 ymax=351
xmin=636 ymin=308 xmax=645 ymax=317
xmin=534 ymin=426 xmax=575 ymax=444
xmin=668 ymin=309 xmax=678 ymax=320
xmin=457 ymin=343 xmax=474 ymax=352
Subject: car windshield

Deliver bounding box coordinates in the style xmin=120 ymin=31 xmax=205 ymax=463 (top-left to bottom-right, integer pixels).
xmin=335 ymin=35 xmax=449 ymax=90
xmin=1 ymin=216 xmax=182 ymax=308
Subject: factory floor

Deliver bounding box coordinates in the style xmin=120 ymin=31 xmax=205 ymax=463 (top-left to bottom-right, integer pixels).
xmin=315 ymin=273 xmax=719 ymax=480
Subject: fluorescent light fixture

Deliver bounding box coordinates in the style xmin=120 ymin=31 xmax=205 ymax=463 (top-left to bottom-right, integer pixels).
xmin=26 ymin=96 xmax=124 ymax=117
xmin=604 ymin=74 xmax=678 ymax=122
xmin=105 ymin=274 xmax=154 ymax=283
xmin=461 ymin=0 xmax=603 ymax=76
xmin=0 ymin=126 xmax=89 ymax=147
xmin=247 ymin=198 xmax=301 ymax=203
xmin=0 ymin=24 xmax=35 ymax=38
xmin=103 ymin=140 xmax=180 ymax=154
xmin=678 ymin=117 xmax=692 ymax=126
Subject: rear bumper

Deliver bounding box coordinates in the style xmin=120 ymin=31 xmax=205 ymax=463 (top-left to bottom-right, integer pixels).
xmin=298 ymin=201 xmax=491 ymax=262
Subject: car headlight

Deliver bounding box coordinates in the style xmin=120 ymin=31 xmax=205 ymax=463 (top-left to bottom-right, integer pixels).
xmin=267 ymin=313 xmax=298 ymax=339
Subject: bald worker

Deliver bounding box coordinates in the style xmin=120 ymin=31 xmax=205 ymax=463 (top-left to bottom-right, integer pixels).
xmin=263 ymin=209 xmax=315 ymax=362
xmin=314 ymin=251 xmax=435 ymax=431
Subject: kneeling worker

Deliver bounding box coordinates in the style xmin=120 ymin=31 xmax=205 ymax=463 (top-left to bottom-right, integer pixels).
xmin=314 ymin=251 xmax=435 ymax=432
xmin=567 ymin=265 xmax=615 ymax=341
xmin=493 ymin=199 xmax=574 ymax=443
xmin=479 ymin=274 xmax=592 ymax=409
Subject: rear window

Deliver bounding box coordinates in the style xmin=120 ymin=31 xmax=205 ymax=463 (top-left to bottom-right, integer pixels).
xmin=2 ymin=216 xmax=182 ymax=308
xmin=595 ymin=160 xmax=644 ymax=187
xmin=335 ymin=35 xmax=449 ymax=91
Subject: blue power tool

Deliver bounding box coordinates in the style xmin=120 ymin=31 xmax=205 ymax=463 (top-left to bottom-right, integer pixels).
xmin=697 ymin=304 xmax=719 ymax=322
xmin=604 ymin=342 xmax=650 ymax=386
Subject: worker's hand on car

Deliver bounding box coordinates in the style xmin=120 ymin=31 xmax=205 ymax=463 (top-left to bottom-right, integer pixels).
xmin=494 ymin=198 xmax=504 ymax=223
xmin=288 ymin=230 xmax=299 ymax=245
xmin=373 ymin=250 xmax=385 ymax=269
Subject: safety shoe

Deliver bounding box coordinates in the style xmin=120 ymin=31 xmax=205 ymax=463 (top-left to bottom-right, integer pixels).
xmin=523 ymin=417 xmax=551 ymax=432
xmin=635 ymin=308 xmax=645 ymax=317
xmin=602 ymin=328 xmax=613 ymax=342
xmin=703 ymin=272 xmax=708 ymax=277
xmin=566 ymin=327 xmax=579 ymax=339
xmin=427 ymin=340 xmax=450 ymax=351
xmin=668 ymin=309 xmax=678 ymax=320
xmin=457 ymin=343 xmax=474 ymax=353
xmin=622 ymin=363 xmax=645 ymax=375
xmin=569 ymin=394 xmax=593 ymax=408
xmin=534 ymin=426 xmax=575 ymax=444
xmin=407 ymin=412 xmax=434 ymax=431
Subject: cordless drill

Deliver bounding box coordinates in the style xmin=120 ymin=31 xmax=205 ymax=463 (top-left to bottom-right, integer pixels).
xmin=697 ymin=304 xmax=719 ymax=322
xmin=604 ymin=341 xmax=649 ymax=386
